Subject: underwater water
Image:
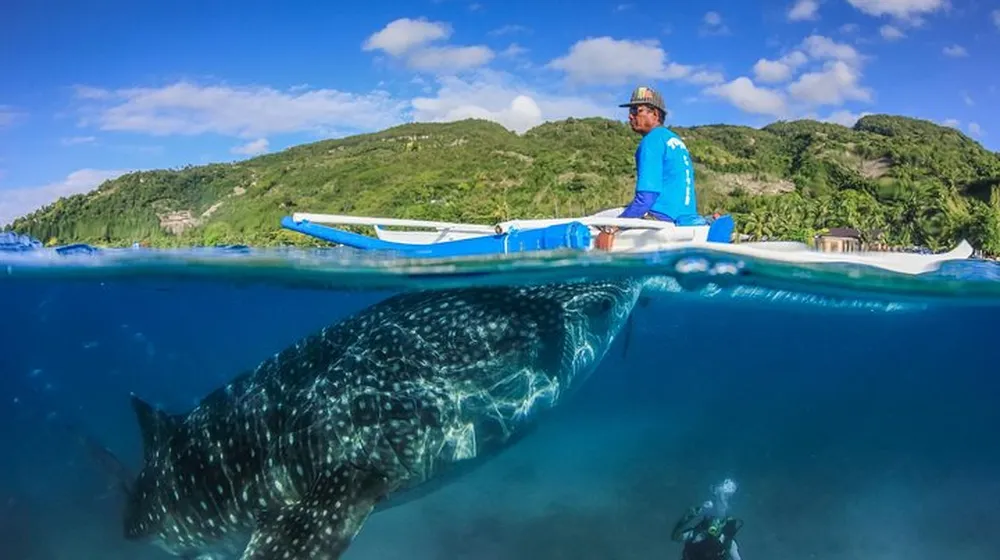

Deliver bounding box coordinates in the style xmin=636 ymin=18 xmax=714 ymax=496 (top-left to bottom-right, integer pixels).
xmin=2 ymin=238 xmax=1000 ymax=560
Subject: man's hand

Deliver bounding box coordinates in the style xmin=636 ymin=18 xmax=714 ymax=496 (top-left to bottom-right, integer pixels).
xmin=595 ymin=226 xmax=618 ymax=251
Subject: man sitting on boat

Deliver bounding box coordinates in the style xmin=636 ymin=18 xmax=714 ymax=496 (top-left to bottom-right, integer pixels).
xmin=595 ymin=85 xmax=700 ymax=251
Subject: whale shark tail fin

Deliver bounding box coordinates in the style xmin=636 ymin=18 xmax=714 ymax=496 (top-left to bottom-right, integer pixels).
xmin=130 ymin=393 xmax=183 ymax=462
xmin=241 ymin=466 xmax=391 ymax=560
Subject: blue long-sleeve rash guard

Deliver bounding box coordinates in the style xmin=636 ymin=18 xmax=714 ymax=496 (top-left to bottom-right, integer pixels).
xmin=619 ymin=126 xmax=697 ymax=222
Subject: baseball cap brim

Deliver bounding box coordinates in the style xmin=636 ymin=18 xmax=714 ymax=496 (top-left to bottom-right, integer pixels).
xmin=619 ymin=101 xmax=663 ymax=110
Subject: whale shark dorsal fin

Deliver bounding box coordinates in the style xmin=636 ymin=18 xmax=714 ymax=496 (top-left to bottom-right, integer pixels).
xmin=130 ymin=393 xmax=182 ymax=460
xmin=241 ymin=466 xmax=390 ymax=560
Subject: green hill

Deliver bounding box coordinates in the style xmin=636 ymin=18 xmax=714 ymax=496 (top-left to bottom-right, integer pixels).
xmin=6 ymin=114 xmax=1000 ymax=255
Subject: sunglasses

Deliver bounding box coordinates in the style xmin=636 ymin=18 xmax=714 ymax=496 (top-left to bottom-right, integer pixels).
xmin=629 ymin=105 xmax=654 ymax=116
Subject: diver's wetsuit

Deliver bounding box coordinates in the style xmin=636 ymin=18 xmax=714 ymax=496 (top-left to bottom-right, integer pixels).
xmin=671 ymin=506 xmax=744 ymax=560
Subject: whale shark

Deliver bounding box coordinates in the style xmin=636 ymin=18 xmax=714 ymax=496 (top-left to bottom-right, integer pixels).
xmin=117 ymin=278 xmax=644 ymax=559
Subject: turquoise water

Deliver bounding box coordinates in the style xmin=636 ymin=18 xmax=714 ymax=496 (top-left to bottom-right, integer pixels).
xmin=2 ymin=236 xmax=1000 ymax=559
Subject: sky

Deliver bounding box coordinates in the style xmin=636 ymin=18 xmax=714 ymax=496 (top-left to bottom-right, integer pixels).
xmin=1 ymin=0 xmax=998 ymax=226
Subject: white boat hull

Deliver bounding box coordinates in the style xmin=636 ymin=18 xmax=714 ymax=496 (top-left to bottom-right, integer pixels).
xmin=371 ymin=207 xmax=713 ymax=251
xmin=289 ymin=210 xmax=975 ymax=276
xmin=372 ymin=223 xmax=712 ymax=251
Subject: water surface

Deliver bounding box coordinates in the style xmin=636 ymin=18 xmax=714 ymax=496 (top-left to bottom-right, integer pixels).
xmin=2 ymin=240 xmax=999 ymax=559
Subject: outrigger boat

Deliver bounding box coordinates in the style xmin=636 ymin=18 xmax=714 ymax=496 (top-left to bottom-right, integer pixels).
xmin=279 ymin=208 xmax=975 ymax=276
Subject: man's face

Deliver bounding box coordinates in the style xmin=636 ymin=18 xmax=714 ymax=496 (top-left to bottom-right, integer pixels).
xmin=627 ymin=104 xmax=659 ymax=134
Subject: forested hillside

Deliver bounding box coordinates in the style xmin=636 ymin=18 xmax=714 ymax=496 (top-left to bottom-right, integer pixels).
xmin=6 ymin=114 xmax=1000 ymax=254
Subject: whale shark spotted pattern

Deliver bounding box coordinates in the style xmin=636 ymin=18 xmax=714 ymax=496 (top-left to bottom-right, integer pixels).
xmin=120 ymin=278 xmax=644 ymax=559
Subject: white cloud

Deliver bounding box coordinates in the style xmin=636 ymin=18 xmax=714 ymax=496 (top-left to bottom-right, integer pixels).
xmin=72 ymin=86 xmax=113 ymax=100
xmin=879 ymin=25 xmax=905 ymax=40
xmin=801 ymin=35 xmax=862 ymax=67
xmin=840 ymin=23 xmax=860 ymax=33
xmin=708 ymin=34 xmax=873 ymax=118
xmin=993 ymin=9 xmax=1000 ymax=30
xmin=753 ymin=51 xmax=808 ymax=83
xmin=783 ymin=35 xmax=872 ymax=108
xmin=754 ymin=60 xmax=792 ymax=83
xmin=488 ymin=24 xmax=529 ymax=36
xmin=0 ymin=169 xmax=130 ymax=227
xmin=0 ymin=109 xmax=15 ymax=127
xmin=547 ymin=37 xmax=706 ymax=85
xmin=500 ymin=43 xmax=528 ymax=58
xmin=688 ymin=70 xmax=726 ymax=85
xmin=705 ymin=77 xmax=788 ymax=117
xmin=60 ymin=136 xmax=97 ymax=146
xmin=405 ymin=45 xmax=495 ymax=72
xmin=962 ymin=91 xmax=974 ymax=106
xmin=788 ymin=0 xmax=820 ymax=21
xmin=0 ymin=105 xmax=25 ymax=128
xmin=363 ymin=17 xmax=494 ymax=74
xmin=943 ymin=44 xmax=967 ymax=57
xmin=968 ymin=122 xmax=984 ymax=137
xmin=231 ymin=138 xmax=269 ymax=156
xmin=846 ymin=0 xmax=947 ymax=21
xmin=787 ymin=60 xmax=872 ymax=105
xmin=362 ymin=18 xmax=451 ymax=56
xmin=701 ymin=11 xmax=731 ymax=35
xmin=821 ymin=110 xmax=872 ymax=126
xmin=942 ymin=118 xmax=960 ymax=129
xmin=409 ymin=70 xmax=613 ymax=134
xmin=74 ymin=81 xmax=406 ymax=139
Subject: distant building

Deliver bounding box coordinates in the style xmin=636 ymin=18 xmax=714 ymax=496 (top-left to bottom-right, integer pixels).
xmin=814 ymin=227 xmax=862 ymax=253
xmin=814 ymin=227 xmax=891 ymax=252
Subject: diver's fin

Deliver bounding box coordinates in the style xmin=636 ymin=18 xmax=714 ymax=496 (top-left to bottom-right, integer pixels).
xmin=130 ymin=393 xmax=183 ymax=460
xmin=241 ymin=466 xmax=390 ymax=560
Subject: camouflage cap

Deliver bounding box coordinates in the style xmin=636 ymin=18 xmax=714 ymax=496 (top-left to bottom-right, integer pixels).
xmin=619 ymin=86 xmax=666 ymax=113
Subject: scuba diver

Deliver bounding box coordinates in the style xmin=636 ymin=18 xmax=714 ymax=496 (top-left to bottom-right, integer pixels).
xmin=671 ymin=479 xmax=744 ymax=560
xmin=671 ymin=502 xmax=744 ymax=559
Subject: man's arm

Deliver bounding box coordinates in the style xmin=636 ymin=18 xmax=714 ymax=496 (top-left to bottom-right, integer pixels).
xmin=619 ymin=191 xmax=659 ymax=218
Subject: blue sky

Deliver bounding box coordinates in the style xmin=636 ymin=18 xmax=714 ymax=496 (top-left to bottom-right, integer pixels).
xmin=1 ymin=0 xmax=998 ymax=225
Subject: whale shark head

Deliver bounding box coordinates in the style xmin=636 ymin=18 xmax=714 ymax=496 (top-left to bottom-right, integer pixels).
xmin=527 ymin=277 xmax=645 ymax=389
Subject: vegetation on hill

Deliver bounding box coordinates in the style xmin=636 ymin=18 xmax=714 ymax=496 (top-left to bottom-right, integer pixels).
xmin=6 ymin=114 xmax=1000 ymax=255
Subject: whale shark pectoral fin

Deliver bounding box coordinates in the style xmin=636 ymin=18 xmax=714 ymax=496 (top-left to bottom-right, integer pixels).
xmin=130 ymin=393 xmax=183 ymax=461
xmin=241 ymin=466 xmax=390 ymax=560
xmin=59 ymin=420 xmax=135 ymax=499
xmin=621 ymin=312 xmax=635 ymax=360
xmin=620 ymin=295 xmax=649 ymax=360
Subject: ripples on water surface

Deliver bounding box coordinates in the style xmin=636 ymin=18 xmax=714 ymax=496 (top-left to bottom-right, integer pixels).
xmin=2 ymin=240 xmax=1000 ymax=560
